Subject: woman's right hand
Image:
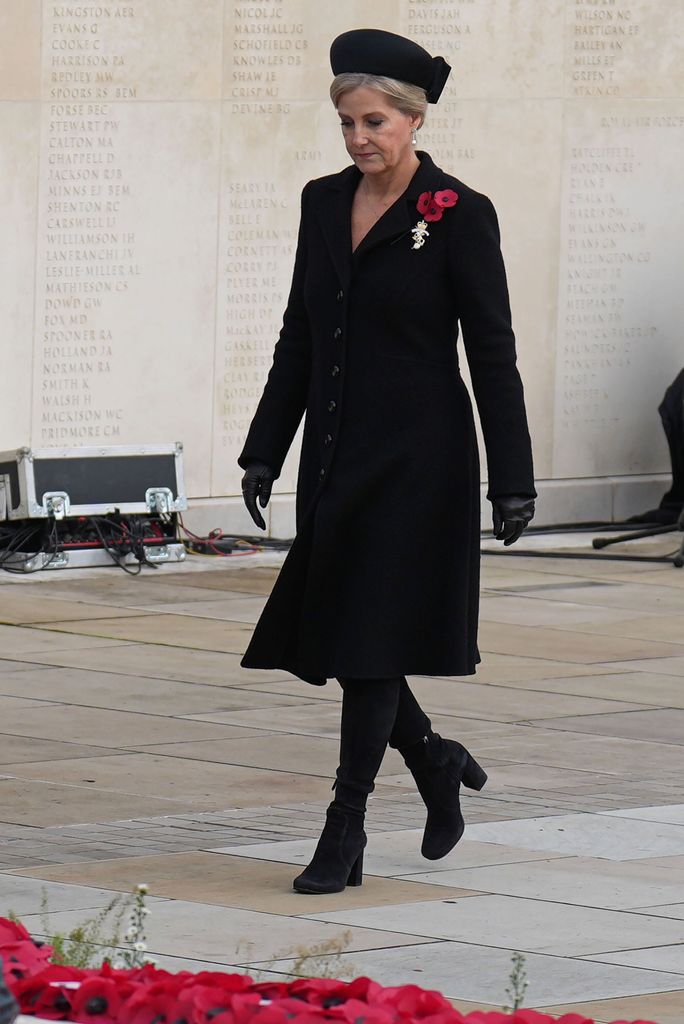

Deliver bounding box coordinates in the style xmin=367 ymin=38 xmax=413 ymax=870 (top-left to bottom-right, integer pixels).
xmin=241 ymin=461 xmax=275 ymax=530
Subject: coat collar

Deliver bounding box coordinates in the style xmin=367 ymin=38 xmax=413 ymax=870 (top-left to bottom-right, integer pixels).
xmin=315 ymin=152 xmax=447 ymax=287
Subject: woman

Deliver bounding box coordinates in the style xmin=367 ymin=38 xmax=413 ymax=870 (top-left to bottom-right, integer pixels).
xmin=239 ymin=29 xmax=536 ymax=894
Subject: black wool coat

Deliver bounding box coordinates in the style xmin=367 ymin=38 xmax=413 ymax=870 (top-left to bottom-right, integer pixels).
xmin=238 ymin=151 xmax=535 ymax=685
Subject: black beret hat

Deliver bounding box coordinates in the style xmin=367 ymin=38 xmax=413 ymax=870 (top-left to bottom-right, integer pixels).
xmin=330 ymin=28 xmax=451 ymax=104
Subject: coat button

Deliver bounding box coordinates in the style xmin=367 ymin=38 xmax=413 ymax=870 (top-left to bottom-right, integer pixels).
xmin=331 ymin=364 xmax=340 ymax=377
xmin=319 ymin=468 xmax=326 ymax=479
xmin=327 ymin=400 xmax=337 ymax=413
xmin=324 ymin=433 xmax=333 ymax=446
xmin=336 ymin=290 xmax=344 ymax=302
xmin=333 ymin=327 xmax=342 ymax=340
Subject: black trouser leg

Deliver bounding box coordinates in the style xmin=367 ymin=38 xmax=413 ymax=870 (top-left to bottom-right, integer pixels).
xmin=334 ymin=676 xmax=403 ymax=813
xmin=293 ymin=675 xmax=404 ymax=894
xmin=387 ymin=677 xmax=433 ymax=750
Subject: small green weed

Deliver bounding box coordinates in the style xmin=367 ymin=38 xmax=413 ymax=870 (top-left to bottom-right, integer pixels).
xmin=503 ymin=950 xmax=529 ymax=1012
xmin=8 ymin=883 xmax=153 ymax=969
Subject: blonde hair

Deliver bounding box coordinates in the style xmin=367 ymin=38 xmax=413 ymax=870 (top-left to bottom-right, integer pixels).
xmin=330 ymin=73 xmax=428 ymax=129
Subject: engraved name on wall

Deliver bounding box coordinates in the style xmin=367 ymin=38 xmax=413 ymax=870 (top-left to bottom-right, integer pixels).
xmin=37 ymin=3 xmax=135 ymax=445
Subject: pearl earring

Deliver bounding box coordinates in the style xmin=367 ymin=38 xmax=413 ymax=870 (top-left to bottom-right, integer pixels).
xmin=411 ymin=128 xmax=418 ymax=147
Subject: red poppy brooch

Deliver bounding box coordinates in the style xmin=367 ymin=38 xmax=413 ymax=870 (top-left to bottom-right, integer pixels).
xmin=412 ymin=189 xmax=459 ymax=249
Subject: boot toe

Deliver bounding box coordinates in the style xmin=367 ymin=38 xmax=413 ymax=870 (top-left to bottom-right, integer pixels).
xmin=293 ymin=873 xmax=346 ymax=894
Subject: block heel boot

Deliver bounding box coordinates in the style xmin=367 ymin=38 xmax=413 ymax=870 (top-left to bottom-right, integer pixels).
xmin=293 ymin=675 xmax=407 ymax=894
xmin=292 ymin=805 xmax=366 ymax=894
xmin=400 ymin=730 xmax=488 ymax=860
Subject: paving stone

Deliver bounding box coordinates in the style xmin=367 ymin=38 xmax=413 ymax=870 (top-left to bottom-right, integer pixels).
xmin=32 ymin=615 xmax=254 ymax=654
xmin=542 ymin=991 xmax=684 ymax=1024
xmin=0 ymin=777 xmax=202 ymax=827
xmin=0 ymin=594 xmax=148 ymax=624
xmin=0 ymin=622 xmax=136 ymax=656
xmin=477 ymin=619 xmax=684 ymax=663
xmin=21 ymin=899 xmax=431 ymax=964
xmin=526 ymin=708 xmax=684 ymax=745
xmin=467 ymin=812 xmax=684 ymax=860
xmin=0 ymin=667 xmax=314 ymax=715
xmin=605 ymin=803 xmax=684 ymax=825
xmin=585 ymin=944 xmax=684 ymax=975
xmin=8 ymin=642 xmax=291 ymax=685
xmin=9 ymin=851 xmax=473 ymax=914
xmin=0 ymin=704 xmax=251 ymax=748
xmin=301 ymin=894 xmax=684 ymax=956
xmin=255 ymin=941 xmax=684 ymax=1006
xmin=0 ymin=873 xmax=166 ymax=916
xmin=400 ymin=855 xmax=684 ymax=909
xmin=629 ymin=903 xmax=684 ymax=920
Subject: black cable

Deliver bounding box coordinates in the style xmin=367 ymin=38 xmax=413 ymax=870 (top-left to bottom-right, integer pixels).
xmin=90 ymin=517 xmax=140 ymax=575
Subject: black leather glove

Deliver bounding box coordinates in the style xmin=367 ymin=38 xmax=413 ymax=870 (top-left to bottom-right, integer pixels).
xmin=492 ymin=495 xmax=535 ymax=547
xmin=241 ymin=460 xmax=275 ymax=531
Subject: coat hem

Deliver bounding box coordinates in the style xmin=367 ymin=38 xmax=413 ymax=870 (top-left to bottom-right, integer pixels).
xmin=239 ymin=654 xmax=481 ymax=686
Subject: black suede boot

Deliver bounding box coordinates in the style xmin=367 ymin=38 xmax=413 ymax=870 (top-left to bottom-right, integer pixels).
xmin=293 ymin=677 xmax=402 ymax=894
xmin=292 ymin=800 xmax=366 ymax=894
xmin=400 ymin=729 xmax=488 ymax=860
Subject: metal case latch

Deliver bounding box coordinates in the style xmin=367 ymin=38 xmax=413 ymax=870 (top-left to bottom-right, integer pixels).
xmin=42 ymin=492 xmax=71 ymax=519
xmin=146 ymin=487 xmax=174 ymax=515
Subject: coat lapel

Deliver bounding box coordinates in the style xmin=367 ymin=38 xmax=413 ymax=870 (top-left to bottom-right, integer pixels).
xmin=315 ymin=166 xmax=357 ymax=290
xmin=314 ymin=152 xmax=449 ymax=284
xmin=352 ymin=152 xmax=447 ymax=264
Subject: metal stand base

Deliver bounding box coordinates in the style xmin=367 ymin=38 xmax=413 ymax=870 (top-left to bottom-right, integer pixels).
xmin=481 ymin=513 xmax=684 ymax=568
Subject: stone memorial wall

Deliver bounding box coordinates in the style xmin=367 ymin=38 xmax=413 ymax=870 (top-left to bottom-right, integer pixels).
xmin=1 ymin=0 xmax=682 ymax=534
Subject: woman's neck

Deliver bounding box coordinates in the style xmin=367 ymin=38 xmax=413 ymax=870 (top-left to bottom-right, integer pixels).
xmin=361 ymin=153 xmax=421 ymax=202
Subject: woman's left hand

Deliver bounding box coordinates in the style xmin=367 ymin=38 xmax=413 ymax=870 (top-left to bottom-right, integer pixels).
xmin=491 ymin=495 xmax=535 ymax=546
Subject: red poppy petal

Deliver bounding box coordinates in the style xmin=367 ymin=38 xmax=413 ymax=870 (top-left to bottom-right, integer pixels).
xmin=416 ymin=191 xmax=432 ymax=214
xmin=423 ymin=206 xmax=443 ymax=222
xmin=434 ymin=189 xmax=458 ymax=207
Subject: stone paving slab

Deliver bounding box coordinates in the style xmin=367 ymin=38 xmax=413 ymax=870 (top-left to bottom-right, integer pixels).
xmin=0 ymin=593 xmax=151 ymax=624
xmin=525 ymin=708 xmax=684 ymax=745
xmin=605 ymin=804 xmax=684 ymax=825
xmin=0 ymin=624 xmax=132 ymax=655
xmin=479 ymin=594 xmax=661 ymax=627
xmin=0 ymin=666 xmax=317 ymax=714
xmin=133 ymin=597 xmax=267 ymax=623
xmin=399 ymin=854 xmax=684 ymax=910
xmin=494 ymin=669 xmax=684 ymax=707
xmin=467 ymin=812 xmax=684 ymax=860
xmin=609 ymin=654 xmax=684 ymax=677
xmin=128 ymin=733 xmax=406 ymax=779
xmin=212 ymin=830 xmax=572 ymax=878
xmin=32 ymin=614 xmax=253 ymax=654
xmin=300 ymin=894 xmax=684 ymax=957
xmin=254 ymin=941 xmax=684 ymax=1007
xmin=6 ymin=754 xmax=333 ymax=808
xmin=477 ymin=619 xmax=684 ymax=663
xmin=0 ymin=703 xmax=257 ymax=748
xmin=543 ymin=991 xmax=684 ymax=1024
xmin=585 ymin=944 xmax=684 ymax=975
xmin=0 ymin=874 xmax=169 ymax=917
xmin=0 ymin=777 xmax=206 ymax=828
xmin=4 ymin=850 xmax=475 ymax=914
xmin=0 ymin=735 xmax=121 ymax=766
xmin=2 ymin=643 xmax=289 ymax=684
xmin=20 ymin=899 xmax=432 ymax=965
xmin=633 ymin=903 xmax=684 ymax=919
xmin=373 ymin=675 xmax=650 ymax=723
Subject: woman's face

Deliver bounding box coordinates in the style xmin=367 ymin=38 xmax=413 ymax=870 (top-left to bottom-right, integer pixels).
xmin=337 ymin=87 xmax=419 ymax=176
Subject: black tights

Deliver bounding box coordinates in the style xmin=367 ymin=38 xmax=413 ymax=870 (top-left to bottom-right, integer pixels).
xmin=333 ymin=676 xmax=431 ymax=812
